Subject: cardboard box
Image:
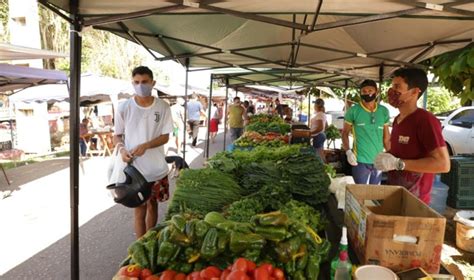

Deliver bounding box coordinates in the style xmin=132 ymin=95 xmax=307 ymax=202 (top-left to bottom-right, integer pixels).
xmin=344 ymin=185 xmax=446 ymax=274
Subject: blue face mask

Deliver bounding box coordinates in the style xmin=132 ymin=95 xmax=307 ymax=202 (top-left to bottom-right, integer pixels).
xmin=133 ymin=83 xmax=153 ymax=97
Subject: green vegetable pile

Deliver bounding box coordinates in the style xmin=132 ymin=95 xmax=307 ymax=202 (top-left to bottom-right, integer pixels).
xmin=167 ymin=169 xmax=242 ymax=218
xmin=122 ymin=212 xmax=330 ymax=280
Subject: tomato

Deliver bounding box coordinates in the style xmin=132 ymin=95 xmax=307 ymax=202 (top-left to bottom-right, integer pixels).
xmin=271 ymin=268 xmax=284 ymax=280
xmin=160 ymin=270 xmax=177 ymax=280
xmin=189 ymin=271 xmax=202 ymax=280
xmin=118 ymin=266 xmax=129 ymax=276
xmin=226 ymin=270 xmax=250 ymax=280
xmin=232 ymin=258 xmax=248 ymax=272
xmin=245 ymin=260 xmax=256 ymax=272
xmin=220 ymin=269 xmax=231 ymax=280
xmin=145 ymin=276 xmax=161 ymax=280
xmin=185 ymin=275 xmax=193 ymax=280
xmin=253 ymin=267 xmax=269 ymax=280
xmin=173 ymin=273 xmax=186 ymax=280
xmin=124 ymin=265 xmax=142 ymax=278
xmin=200 ymin=266 xmax=221 ymax=279
xmin=141 ymin=268 xmax=153 ymax=279
xmin=268 ymin=278 xmax=276 ymax=280
xmin=258 ymin=264 xmax=273 ymax=275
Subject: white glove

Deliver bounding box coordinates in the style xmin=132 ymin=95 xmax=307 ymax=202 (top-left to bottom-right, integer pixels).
xmin=345 ymin=150 xmax=358 ymax=166
xmin=374 ymin=152 xmax=402 ymax=171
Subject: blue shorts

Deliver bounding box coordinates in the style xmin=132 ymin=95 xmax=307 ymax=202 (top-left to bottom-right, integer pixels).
xmin=352 ymin=162 xmax=382 ymax=185
xmin=312 ymin=133 xmax=326 ymax=149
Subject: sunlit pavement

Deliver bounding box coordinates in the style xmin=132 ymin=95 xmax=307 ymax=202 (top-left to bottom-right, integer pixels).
xmin=0 ymin=128 xmax=230 ymax=279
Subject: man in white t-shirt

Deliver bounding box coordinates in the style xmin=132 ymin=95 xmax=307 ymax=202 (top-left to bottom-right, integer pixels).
xmin=113 ymin=66 xmax=173 ymax=238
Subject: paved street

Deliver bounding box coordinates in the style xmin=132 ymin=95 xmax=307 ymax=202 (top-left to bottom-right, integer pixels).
xmin=0 ymin=129 xmax=230 ymax=280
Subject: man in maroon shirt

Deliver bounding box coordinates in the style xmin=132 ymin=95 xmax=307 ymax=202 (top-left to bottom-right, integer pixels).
xmin=374 ymin=68 xmax=450 ymax=204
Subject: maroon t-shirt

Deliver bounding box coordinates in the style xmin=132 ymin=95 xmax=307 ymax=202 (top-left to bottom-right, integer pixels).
xmin=388 ymin=108 xmax=446 ymax=204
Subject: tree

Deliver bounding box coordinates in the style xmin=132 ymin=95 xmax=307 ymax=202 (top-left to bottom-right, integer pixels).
xmin=423 ymin=86 xmax=458 ymax=114
xmin=431 ymin=44 xmax=474 ymax=105
xmin=0 ymin=0 xmax=9 ymax=42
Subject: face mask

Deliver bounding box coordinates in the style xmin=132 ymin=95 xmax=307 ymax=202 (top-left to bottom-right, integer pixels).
xmin=133 ymin=83 xmax=153 ymax=97
xmin=387 ymin=88 xmax=403 ymax=108
xmin=361 ymin=94 xmax=376 ymax=103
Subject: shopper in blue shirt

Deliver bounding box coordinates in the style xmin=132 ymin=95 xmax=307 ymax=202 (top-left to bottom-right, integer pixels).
xmin=186 ymin=94 xmax=206 ymax=146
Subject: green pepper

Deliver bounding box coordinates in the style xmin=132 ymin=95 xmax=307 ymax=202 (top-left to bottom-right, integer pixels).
xmin=217 ymin=231 xmax=230 ymax=253
xmin=257 ymin=211 xmax=289 ymax=227
xmin=292 ymin=270 xmax=306 ymax=280
xmin=144 ymin=239 xmax=158 ymax=273
xmin=305 ymin=254 xmax=321 ymax=280
xmin=158 ymin=226 xmax=171 ymax=244
xmin=179 ymin=263 xmax=193 ymax=274
xmin=195 ymin=220 xmax=210 ymax=238
xmin=242 ymin=248 xmax=261 ymax=263
xmin=149 ymin=220 xmax=170 ymax=234
xmin=285 ymin=259 xmax=297 ymax=276
xmin=215 ymin=221 xmax=236 ymax=231
xmin=119 ymin=255 xmax=131 ymax=268
xmin=296 ymin=245 xmax=308 ymax=271
xmin=185 ymin=219 xmax=197 ymax=243
xmin=254 ymin=225 xmax=288 ymax=242
xmin=316 ymin=239 xmax=331 ymax=261
xmin=129 ymin=241 xmax=150 ymax=269
xmin=193 ymin=262 xmax=205 ymax=271
xmin=230 ymin=231 xmax=266 ymax=253
xmin=288 ymin=236 xmax=302 ymax=256
xmin=200 ymin=228 xmax=219 ymax=260
xmin=141 ymin=229 xmax=159 ymax=242
xmin=157 ymin=241 xmax=179 ymax=265
xmin=204 ymin=211 xmax=227 ymax=226
xmin=171 ymin=214 xmax=187 ymax=233
xmin=184 ymin=247 xmax=200 ymax=263
xmin=169 ymin=226 xmax=192 ymax=246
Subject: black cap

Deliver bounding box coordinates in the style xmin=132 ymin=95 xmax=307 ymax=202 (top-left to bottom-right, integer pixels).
xmin=360 ymin=79 xmax=377 ymax=90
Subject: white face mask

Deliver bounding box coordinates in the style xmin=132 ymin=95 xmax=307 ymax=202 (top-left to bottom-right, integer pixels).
xmin=133 ymin=83 xmax=153 ymax=97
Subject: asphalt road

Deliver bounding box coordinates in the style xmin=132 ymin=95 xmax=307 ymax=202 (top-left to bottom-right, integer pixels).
xmin=0 ymin=129 xmax=229 ymax=280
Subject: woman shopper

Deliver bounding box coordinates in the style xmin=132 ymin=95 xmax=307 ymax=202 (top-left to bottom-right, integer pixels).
xmin=209 ymin=103 xmax=220 ymax=143
xmin=310 ymin=98 xmax=327 ymax=162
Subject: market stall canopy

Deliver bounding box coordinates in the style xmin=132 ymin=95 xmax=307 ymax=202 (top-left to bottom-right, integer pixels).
xmin=8 ymin=74 xmax=134 ymax=104
xmin=0 ymin=63 xmax=68 ymax=93
xmin=0 ymin=43 xmax=67 ymax=61
xmin=39 ymin=0 xmax=474 ymax=85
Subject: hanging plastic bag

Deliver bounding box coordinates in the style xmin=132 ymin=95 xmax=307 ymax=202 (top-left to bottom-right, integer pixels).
xmin=107 ymin=146 xmax=127 ymax=185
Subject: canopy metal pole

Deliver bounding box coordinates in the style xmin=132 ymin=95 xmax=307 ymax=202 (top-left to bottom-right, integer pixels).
xmin=378 ymin=63 xmax=384 ymax=103
xmin=344 ymin=79 xmax=349 ymax=113
xmin=307 ymin=93 xmax=311 ymax=127
xmin=182 ymin=59 xmax=189 ymax=164
xmin=69 ymin=1 xmax=81 ymax=278
xmin=205 ymin=75 xmax=213 ymax=159
xmin=223 ymin=78 xmax=229 ymax=151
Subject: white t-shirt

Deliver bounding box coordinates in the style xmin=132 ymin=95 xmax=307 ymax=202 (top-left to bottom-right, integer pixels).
xmin=114 ymin=97 xmax=173 ymax=182
xmin=310 ymin=111 xmax=327 ymax=137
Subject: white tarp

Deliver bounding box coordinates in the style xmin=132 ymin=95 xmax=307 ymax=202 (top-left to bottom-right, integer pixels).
xmin=0 ymin=63 xmax=68 ymax=93
xmin=0 ymin=43 xmax=67 ymax=61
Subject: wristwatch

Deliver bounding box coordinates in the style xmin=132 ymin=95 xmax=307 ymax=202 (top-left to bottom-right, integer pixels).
xmin=396 ymin=158 xmax=406 ymax=171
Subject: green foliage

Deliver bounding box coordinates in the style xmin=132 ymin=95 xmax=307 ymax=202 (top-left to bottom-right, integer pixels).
xmin=431 ymin=45 xmax=474 ymax=105
xmin=0 ymin=0 xmax=9 ymax=42
xmin=423 ymin=87 xmax=458 ymax=114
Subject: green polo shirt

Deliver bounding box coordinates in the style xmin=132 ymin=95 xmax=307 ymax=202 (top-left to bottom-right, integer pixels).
xmin=344 ymin=102 xmax=390 ymax=164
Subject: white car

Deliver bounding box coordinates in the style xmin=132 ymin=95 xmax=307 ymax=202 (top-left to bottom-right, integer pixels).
xmin=437 ymin=106 xmax=474 ymax=155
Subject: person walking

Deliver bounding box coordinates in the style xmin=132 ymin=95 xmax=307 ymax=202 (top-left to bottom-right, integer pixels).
xmin=310 ymin=98 xmax=327 ymax=162
xmin=113 ymin=66 xmax=173 ymax=238
xmin=170 ymin=97 xmax=185 ymax=154
xmin=375 ymin=68 xmax=450 ymax=203
xmin=227 ymin=97 xmax=245 ymax=142
xmin=342 ymin=80 xmax=391 ymax=184
xmin=209 ymin=103 xmax=220 ymax=143
xmin=186 ymin=94 xmax=206 ymax=146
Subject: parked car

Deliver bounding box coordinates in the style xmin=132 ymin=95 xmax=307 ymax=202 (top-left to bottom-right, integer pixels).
xmin=325 ymin=110 xmax=345 ymax=130
xmin=437 ymin=106 xmax=474 ymax=155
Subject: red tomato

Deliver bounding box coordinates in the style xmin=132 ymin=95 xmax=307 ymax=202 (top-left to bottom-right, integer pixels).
xmin=258 ymin=264 xmax=273 ymax=275
xmin=220 ymin=269 xmax=231 ymax=280
xmin=189 ymin=271 xmax=202 ymax=280
xmin=200 ymin=266 xmax=222 ymax=279
xmin=118 ymin=266 xmax=128 ymax=276
xmin=141 ymin=268 xmax=153 ymax=279
xmin=145 ymin=276 xmax=161 ymax=280
xmin=124 ymin=265 xmax=142 ymax=278
xmin=226 ymin=270 xmax=250 ymax=280
xmin=160 ymin=270 xmax=177 ymax=280
xmin=232 ymin=258 xmax=248 ymax=272
xmin=174 ymin=273 xmax=186 ymax=280
xmin=245 ymin=260 xmax=256 ymax=272
xmin=185 ymin=275 xmax=193 ymax=280
xmin=268 ymin=278 xmax=276 ymax=280
xmin=272 ymin=268 xmax=284 ymax=280
xmin=253 ymin=267 xmax=269 ymax=280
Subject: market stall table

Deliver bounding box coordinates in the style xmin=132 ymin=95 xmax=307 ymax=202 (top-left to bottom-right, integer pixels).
xmin=81 ymin=131 xmax=113 ymax=157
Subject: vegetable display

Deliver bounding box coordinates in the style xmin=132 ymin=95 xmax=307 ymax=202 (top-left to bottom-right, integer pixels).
xmin=245 ymin=114 xmax=291 ymax=135
xmin=115 ymin=213 xmax=330 ymax=280
xmin=234 ymin=131 xmax=289 ymax=148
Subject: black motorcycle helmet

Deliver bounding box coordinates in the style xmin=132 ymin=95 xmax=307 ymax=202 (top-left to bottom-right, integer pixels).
xmin=106 ymin=164 xmax=153 ymax=208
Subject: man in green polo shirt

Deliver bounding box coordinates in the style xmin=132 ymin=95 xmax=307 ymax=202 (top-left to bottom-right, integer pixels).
xmin=342 ymin=80 xmax=391 ymax=184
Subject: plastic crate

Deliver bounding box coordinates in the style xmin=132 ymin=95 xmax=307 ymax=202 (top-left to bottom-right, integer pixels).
xmin=447 ymin=196 xmax=474 ymax=209
xmin=441 ymin=156 xmax=474 ymax=200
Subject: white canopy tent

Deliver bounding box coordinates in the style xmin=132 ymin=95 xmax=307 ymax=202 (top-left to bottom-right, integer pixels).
xmin=0 ymin=63 xmax=68 ymax=93
xmin=0 ymin=42 xmax=67 ymax=61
